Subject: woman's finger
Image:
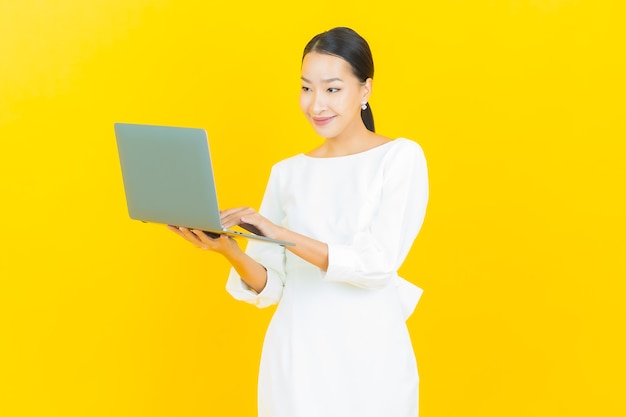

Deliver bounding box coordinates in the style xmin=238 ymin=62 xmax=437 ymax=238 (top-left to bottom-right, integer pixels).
xmin=167 ymin=225 xmax=185 ymax=238
xmin=168 ymin=225 xmax=238 ymax=253
xmin=178 ymin=227 xmax=207 ymax=248
xmin=219 ymin=207 xmax=250 ymax=217
xmin=191 ymin=229 xmax=219 ymax=244
xmin=221 ymin=207 xmax=257 ymax=228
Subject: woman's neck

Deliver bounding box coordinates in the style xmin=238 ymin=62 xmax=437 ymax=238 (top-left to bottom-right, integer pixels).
xmin=309 ymin=124 xmax=389 ymax=158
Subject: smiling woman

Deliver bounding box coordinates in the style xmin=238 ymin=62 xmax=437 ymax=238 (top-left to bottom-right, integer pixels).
xmin=299 ymin=52 xmax=373 ymax=145
xmin=169 ymin=27 xmax=429 ymax=417
xmin=3 ymin=1 xmax=624 ymax=417
xmin=300 ymin=26 xmax=375 ymax=135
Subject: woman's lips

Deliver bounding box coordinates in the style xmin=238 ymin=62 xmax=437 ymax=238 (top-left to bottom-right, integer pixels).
xmin=312 ymin=116 xmax=335 ymax=127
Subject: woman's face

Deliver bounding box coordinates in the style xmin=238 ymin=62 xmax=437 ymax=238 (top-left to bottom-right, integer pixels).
xmin=299 ymin=52 xmax=371 ymax=140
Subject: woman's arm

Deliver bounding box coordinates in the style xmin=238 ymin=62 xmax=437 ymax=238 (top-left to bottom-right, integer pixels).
xmin=219 ymin=207 xmax=329 ymax=272
xmin=320 ymin=140 xmax=428 ymax=288
xmin=274 ymin=227 xmax=328 ymax=271
xmin=167 ymin=226 xmax=269 ymax=293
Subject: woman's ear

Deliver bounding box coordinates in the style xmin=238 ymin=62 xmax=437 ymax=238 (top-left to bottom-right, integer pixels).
xmin=362 ymin=78 xmax=373 ymax=103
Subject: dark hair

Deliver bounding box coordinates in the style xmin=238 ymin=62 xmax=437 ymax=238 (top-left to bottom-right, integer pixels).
xmin=302 ymin=27 xmax=375 ymax=132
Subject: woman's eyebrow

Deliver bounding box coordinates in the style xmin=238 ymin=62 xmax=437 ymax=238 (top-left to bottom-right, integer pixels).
xmin=301 ymin=76 xmax=344 ymax=83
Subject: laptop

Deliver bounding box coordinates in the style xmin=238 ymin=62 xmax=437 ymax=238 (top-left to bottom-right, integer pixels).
xmin=113 ymin=122 xmax=294 ymax=246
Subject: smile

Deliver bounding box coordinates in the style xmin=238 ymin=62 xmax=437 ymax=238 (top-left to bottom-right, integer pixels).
xmin=312 ymin=116 xmax=335 ymax=127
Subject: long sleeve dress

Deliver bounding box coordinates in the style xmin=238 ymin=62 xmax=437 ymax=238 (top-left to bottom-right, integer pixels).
xmin=226 ymin=138 xmax=429 ymax=417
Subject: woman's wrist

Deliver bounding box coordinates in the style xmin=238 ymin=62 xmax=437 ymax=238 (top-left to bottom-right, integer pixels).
xmin=271 ymin=225 xmax=289 ymax=242
xmin=215 ymin=238 xmax=244 ymax=259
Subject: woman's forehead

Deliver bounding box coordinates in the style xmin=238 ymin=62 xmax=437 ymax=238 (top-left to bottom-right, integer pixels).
xmin=301 ymin=53 xmax=355 ymax=81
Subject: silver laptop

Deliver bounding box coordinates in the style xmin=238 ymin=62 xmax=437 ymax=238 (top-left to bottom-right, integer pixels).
xmin=114 ymin=122 xmax=294 ymax=246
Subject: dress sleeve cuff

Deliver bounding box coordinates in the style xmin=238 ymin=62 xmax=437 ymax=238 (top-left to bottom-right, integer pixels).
xmin=225 ymin=267 xmax=284 ymax=308
xmin=323 ymin=243 xmax=360 ymax=283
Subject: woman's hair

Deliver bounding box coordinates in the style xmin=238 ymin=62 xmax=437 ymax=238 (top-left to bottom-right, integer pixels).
xmin=302 ymin=27 xmax=375 ymax=132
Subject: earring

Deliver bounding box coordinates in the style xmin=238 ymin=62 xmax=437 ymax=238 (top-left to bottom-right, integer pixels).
xmin=361 ymin=102 xmax=368 ymax=110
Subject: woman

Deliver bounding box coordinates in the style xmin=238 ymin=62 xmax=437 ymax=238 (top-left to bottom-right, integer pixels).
xmin=169 ymin=27 xmax=428 ymax=417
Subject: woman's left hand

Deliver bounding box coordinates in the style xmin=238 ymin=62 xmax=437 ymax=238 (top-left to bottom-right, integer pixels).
xmin=167 ymin=225 xmax=241 ymax=256
xmin=220 ymin=207 xmax=283 ymax=240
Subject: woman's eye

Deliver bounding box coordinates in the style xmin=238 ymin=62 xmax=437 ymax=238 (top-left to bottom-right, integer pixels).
xmin=301 ymin=86 xmax=311 ymax=92
xmin=328 ymin=88 xmax=340 ymax=93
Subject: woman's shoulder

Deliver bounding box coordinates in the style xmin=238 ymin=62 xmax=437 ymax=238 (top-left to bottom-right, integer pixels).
xmin=270 ymin=152 xmax=307 ymax=172
xmin=385 ymin=137 xmax=426 ymax=160
xmin=379 ymin=138 xmax=427 ymax=173
xmin=390 ymin=137 xmax=424 ymax=151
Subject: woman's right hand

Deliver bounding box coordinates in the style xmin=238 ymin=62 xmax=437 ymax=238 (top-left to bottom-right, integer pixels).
xmin=168 ymin=224 xmax=269 ymax=293
xmin=167 ymin=225 xmax=241 ymax=256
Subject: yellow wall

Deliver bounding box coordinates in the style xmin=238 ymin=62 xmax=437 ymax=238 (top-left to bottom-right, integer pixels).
xmin=1 ymin=1 xmax=624 ymax=416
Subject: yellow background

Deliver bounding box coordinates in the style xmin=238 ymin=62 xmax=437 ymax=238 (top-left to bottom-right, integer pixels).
xmin=1 ymin=1 xmax=624 ymax=416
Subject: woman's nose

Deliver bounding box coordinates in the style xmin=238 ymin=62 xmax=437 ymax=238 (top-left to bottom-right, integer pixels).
xmin=311 ymin=92 xmax=326 ymax=114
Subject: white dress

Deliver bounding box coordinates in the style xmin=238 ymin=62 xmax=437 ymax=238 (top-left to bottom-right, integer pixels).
xmin=226 ymin=138 xmax=429 ymax=417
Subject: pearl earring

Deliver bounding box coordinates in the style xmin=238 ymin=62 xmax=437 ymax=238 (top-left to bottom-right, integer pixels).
xmin=361 ymin=102 xmax=368 ymax=110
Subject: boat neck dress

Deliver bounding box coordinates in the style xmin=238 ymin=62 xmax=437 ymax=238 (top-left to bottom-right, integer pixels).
xmin=226 ymin=138 xmax=429 ymax=417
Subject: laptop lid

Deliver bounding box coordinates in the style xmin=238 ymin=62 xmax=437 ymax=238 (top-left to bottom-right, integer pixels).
xmin=113 ymin=123 xmax=294 ymax=246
